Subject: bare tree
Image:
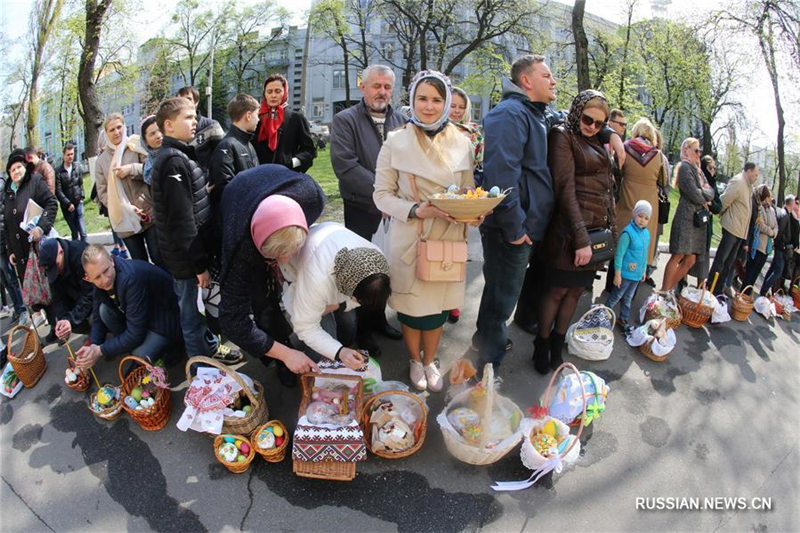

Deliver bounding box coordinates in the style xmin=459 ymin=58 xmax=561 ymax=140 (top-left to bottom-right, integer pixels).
xmin=221 ymin=0 xmax=290 ymax=94
xmin=721 ymin=0 xmax=800 ymax=202
xmin=26 ymin=0 xmax=65 ymax=147
xmin=572 ymin=0 xmax=590 ymax=91
xmin=165 ymin=0 xmax=217 ymax=86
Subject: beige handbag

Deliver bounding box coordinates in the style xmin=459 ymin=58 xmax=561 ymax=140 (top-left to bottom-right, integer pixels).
xmin=409 ymin=175 xmax=467 ymax=283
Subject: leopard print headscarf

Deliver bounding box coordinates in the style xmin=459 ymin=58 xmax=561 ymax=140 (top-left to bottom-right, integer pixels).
xmin=333 ymin=247 xmax=389 ymax=296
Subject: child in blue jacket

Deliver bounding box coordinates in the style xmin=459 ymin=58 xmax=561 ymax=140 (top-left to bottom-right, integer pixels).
xmin=607 ymin=200 xmax=652 ymax=329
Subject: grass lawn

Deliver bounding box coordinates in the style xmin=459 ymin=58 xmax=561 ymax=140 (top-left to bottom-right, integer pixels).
xmin=52 ymin=147 xmax=346 ymax=238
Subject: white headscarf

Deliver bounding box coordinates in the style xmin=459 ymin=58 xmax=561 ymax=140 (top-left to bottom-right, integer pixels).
xmin=407 ymin=70 xmax=452 ymax=132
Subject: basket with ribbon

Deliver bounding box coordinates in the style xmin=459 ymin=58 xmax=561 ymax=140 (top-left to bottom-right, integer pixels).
xmin=492 ymin=363 xmax=586 ymax=492
xmin=119 ymin=356 xmax=172 ymax=431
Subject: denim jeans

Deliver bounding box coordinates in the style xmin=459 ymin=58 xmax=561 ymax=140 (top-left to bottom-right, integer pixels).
xmin=760 ymin=249 xmax=787 ymax=296
xmin=174 ymin=278 xmax=218 ymax=357
xmin=708 ymin=228 xmax=743 ymax=294
xmin=99 ymin=303 xmax=173 ymax=360
xmin=65 ymin=201 xmax=88 ymax=241
xmin=0 ymin=256 xmax=25 ymax=314
xmin=475 ymin=227 xmax=534 ymax=366
xmin=123 ymin=226 xmax=164 ymax=268
xmin=605 ymin=278 xmax=639 ymax=322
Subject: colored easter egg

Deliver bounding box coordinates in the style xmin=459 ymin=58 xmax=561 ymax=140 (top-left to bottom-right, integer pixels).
xmin=272 ymin=426 xmax=284 ymax=438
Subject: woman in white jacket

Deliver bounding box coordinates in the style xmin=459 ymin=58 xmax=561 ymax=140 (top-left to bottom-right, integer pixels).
xmin=373 ymin=70 xmax=478 ymax=392
xmin=281 ymin=222 xmax=391 ymax=371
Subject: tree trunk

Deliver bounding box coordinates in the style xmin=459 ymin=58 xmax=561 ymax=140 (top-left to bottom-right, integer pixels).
xmin=617 ymin=1 xmax=636 ymax=107
xmin=78 ymin=0 xmax=112 ymax=159
xmin=572 ymin=0 xmax=590 ymax=91
xmin=759 ymin=19 xmax=787 ymax=203
xmin=701 ymin=121 xmax=713 ymax=156
xmin=26 ymin=0 xmax=65 ymax=147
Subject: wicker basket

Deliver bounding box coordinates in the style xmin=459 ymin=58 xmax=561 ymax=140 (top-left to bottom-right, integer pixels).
xmin=639 ymin=338 xmax=668 ymax=362
xmin=438 ymin=364 xmax=523 ymax=465
xmin=251 ymin=420 xmax=289 ymax=463
xmin=770 ymin=289 xmax=791 ymax=320
xmin=429 ymin=195 xmax=505 ymax=222
xmin=677 ymin=286 xmax=714 ymax=328
xmin=88 ymin=384 xmax=124 ymax=421
xmin=185 ymin=356 xmax=269 ymax=436
xmin=293 ymin=372 xmax=364 ymax=481
xmin=363 ymin=390 xmax=428 ymax=459
xmin=523 ymin=362 xmax=585 ymax=467
xmin=731 ymin=285 xmax=755 ymax=322
xmin=213 ymin=434 xmax=256 ymax=474
xmin=6 ymin=325 xmax=47 ymax=388
xmin=790 ymin=277 xmax=800 ymax=309
xmin=643 ymin=291 xmax=682 ymax=330
xmin=119 ymin=355 xmax=172 ymax=431
xmin=65 ymin=359 xmax=90 ymax=392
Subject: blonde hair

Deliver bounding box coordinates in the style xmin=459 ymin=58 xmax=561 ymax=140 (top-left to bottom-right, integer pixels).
xmin=630 ymin=118 xmax=657 ymax=144
xmin=410 ymin=122 xmax=459 ymax=169
xmin=259 ymin=226 xmax=307 ymax=259
xmin=81 ymin=244 xmax=112 ymax=269
xmin=672 ymin=137 xmax=701 ymax=188
xmin=103 ymin=112 xmax=125 ymax=132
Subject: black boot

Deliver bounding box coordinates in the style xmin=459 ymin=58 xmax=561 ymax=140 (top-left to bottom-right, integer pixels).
xmin=549 ymin=332 xmax=565 ymax=370
xmin=532 ymin=336 xmax=551 ymax=375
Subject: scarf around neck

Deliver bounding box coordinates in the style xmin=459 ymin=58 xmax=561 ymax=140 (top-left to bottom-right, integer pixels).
xmin=258 ymin=78 xmax=289 ymax=151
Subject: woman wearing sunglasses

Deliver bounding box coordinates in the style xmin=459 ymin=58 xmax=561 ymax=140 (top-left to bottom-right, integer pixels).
xmin=533 ymin=89 xmax=615 ymax=374
xmin=661 ymin=137 xmax=715 ymax=291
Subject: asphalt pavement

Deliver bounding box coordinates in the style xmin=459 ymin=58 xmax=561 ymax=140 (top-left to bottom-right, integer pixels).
xmin=1 ymin=229 xmax=798 ymax=533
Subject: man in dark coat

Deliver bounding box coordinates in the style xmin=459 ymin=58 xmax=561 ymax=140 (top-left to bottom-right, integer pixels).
xmin=330 ymin=64 xmax=405 ymax=351
xmin=54 ymin=142 xmax=87 ymax=241
xmin=38 ymin=238 xmax=93 ymax=340
xmin=219 ymin=164 xmax=325 ymax=386
xmin=75 ymin=245 xmax=182 ymax=370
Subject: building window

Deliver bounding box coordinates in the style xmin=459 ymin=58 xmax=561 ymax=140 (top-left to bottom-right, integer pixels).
xmin=312 ymin=103 xmax=324 ymax=117
xmin=333 ymin=70 xmax=346 ymax=89
xmin=381 ymin=42 xmax=394 ymax=59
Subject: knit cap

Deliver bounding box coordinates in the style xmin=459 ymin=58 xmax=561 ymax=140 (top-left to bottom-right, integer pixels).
xmin=633 ymin=200 xmax=652 ymax=219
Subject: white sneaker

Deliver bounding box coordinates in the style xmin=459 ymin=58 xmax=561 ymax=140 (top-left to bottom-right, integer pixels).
xmin=0 ymin=305 xmax=11 ymax=318
xmin=424 ymin=361 xmax=443 ymax=392
xmin=409 ymin=360 xmax=427 ymax=391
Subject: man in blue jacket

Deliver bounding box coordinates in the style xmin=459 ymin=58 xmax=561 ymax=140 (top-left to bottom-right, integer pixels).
xmin=473 ymin=54 xmax=560 ymax=372
xmin=75 ymin=245 xmax=182 ymax=370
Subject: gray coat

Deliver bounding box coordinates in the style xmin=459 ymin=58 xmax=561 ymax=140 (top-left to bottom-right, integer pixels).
xmin=330 ymin=99 xmax=405 ymax=215
xmin=669 ymin=162 xmax=712 ymax=255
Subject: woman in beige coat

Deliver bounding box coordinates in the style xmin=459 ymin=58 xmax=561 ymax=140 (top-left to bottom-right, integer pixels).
xmin=95 ymin=113 xmax=162 ymax=266
xmin=374 ymin=70 xmax=475 ymax=392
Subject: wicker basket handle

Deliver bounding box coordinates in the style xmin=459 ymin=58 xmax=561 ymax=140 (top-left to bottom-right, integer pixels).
xmin=541 ymin=362 xmax=587 ymax=459
xmin=736 ymin=285 xmax=754 ymax=299
xmin=6 ymin=324 xmax=39 ymax=361
xmin=184 ymin=355 xmax=259 ymax=407
xmin=118 ymin=355 xmax=153 ymax=387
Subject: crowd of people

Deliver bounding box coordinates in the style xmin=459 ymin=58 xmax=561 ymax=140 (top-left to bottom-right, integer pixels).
xmin=2 ymin=54 xmax=799 ymax=394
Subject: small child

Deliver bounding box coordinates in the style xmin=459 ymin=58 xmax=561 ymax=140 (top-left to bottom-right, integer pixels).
xmin=607 ymin=200 xmax=652 ymax=330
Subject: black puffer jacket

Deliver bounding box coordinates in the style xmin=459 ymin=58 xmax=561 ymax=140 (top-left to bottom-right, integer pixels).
xmin=3 ymin=170 xmax=58 ymax=279
xmin=219 ymin=165 xmax=325 ymax=359
xmin=208 ymin=125 xmax=258 ymax=206
xmin=151 ymin=136 xmax=212 ymax=280
xmin=55 ymin=163 xmax=85 ymax=211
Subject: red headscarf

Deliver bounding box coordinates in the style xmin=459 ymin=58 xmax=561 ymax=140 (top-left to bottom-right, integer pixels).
xmin=258 ymin=77 xmax=289 ymax=151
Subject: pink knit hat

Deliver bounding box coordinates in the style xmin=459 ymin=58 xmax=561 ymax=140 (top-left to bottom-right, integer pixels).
xmin=250 ymin=195 xmax=308 ymax=251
